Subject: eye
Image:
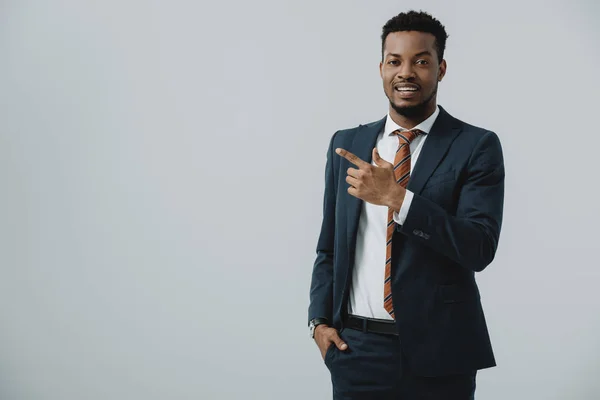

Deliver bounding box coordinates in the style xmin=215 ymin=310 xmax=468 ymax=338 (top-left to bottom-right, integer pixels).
xmin=416 ymin=59 xmax=429 ymax=65
xmin=387 ymin=60 xmax=399 ymax=66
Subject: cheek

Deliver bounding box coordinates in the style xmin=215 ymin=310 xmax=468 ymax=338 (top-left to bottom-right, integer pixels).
xmin=416 ymin=79 xmax=435 ymax=92
xmin=382 ymin=69 xmax=394 ymax=80
xmin=382 ymin=78 xmax=392 ymax=91
xmin=420 ymin=72 xmax=438 ymax=85
xmin=383 ymin=74 xmax=395 ymax=87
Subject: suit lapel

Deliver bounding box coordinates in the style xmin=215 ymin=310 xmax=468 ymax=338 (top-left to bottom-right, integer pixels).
xmin=407 ymin=105 xmax=462 ymax=194
xmin=346 ymin=117 xmax=386 ymax=261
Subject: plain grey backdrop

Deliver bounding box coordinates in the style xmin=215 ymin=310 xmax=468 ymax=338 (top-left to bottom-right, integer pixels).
xmin=1 ymin=0 xmax=599 ymax=399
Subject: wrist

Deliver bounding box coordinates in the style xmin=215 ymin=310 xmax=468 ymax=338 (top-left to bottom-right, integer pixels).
xmin=314 ymin=324 xmax=328 ymax=336
xmin=309 ymin=317 xmax=329 ymax=338
xmin=388 ymin=186 xmax=405 ymax=213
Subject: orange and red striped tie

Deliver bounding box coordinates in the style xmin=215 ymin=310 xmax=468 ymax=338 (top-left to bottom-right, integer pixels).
xmin=384 ymin=129 xmax=423 ymax=318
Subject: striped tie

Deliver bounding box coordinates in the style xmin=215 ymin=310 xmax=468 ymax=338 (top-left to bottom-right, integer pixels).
xmin=384 ymin=129 xmax=423 ymax=318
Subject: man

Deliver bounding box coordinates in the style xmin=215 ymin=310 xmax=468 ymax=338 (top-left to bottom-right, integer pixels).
xmin=307 ymin=10 xmax=504 ymax=399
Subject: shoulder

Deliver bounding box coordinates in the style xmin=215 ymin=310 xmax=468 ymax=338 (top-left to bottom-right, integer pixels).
xmin=447 ymin=112 xmax=502 ymax=150
xmin=452 ymin=114 xmax=497 ymax=139
xmin=329 ymin=116 xmax=386 ymax=142
xmin=448 ymin=115 xmax=503 ymax=165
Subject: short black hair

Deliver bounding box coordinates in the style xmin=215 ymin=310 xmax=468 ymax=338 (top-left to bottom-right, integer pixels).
xmin=381 ymin=10 xmax=448 ymax=63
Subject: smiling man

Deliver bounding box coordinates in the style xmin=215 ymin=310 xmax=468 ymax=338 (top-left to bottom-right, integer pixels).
xmin=308 ymin=10 xmax=505 ymax=399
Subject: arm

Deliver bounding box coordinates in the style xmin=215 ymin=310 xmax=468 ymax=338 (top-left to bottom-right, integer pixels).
xmin=399 ymin=131 xmax=505 ymax=272
xmin=308 ymin=131 xmax=339 ymax=324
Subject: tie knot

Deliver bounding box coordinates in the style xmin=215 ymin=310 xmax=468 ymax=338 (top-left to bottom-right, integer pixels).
xmin=395 ymin=129 xmax=423 ymax=144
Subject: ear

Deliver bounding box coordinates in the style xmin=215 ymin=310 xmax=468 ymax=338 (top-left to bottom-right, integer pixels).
xmin=438 ymin=59 xmax=447 ymax=81
xmin=379 ymin=61 xmax=383 ymax=79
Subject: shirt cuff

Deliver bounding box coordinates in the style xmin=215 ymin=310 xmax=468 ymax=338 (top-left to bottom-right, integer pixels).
xmin=393 ymin=190 xmax=414 ymax=225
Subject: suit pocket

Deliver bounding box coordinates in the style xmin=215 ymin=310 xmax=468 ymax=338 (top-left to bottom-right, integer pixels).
xmin=422 ymin=170 xmax=456 ymax=190
xmin=324 ymin=343 xmax=336 ymax=366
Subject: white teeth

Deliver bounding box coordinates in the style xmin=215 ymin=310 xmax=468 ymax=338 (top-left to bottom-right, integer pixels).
xmin=395 ymin=87 xmax=417 ymax=91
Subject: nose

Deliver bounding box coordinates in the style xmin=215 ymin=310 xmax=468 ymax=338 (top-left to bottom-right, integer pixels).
xmin=396 ymin=62 xmax=416 ymax=80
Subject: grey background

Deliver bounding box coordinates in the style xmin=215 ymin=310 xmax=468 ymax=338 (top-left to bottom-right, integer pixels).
xmin=1 ymin=0 xmax=599 ymax=399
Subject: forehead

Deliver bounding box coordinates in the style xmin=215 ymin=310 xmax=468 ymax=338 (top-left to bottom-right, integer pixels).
xmin=383 ymin=31 xmax=436 ymax=57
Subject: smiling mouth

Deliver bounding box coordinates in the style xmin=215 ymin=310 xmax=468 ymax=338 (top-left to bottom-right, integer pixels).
xmin=393 ymin=85 xmax=419 ymax=100
xmin=393 ymin=83 xmax=420 ymax=94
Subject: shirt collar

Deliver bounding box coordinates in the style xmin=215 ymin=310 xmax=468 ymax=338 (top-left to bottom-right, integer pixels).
xmin=383 ymin=105 xmax=440 ymax=137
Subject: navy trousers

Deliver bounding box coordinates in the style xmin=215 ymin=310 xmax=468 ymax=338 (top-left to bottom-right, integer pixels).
xmin=324 ymin=327 xmax=476 ymax=400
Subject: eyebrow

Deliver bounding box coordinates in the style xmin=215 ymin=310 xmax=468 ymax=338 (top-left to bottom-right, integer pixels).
xmin=386 ymin=51 xmax=433 ymax=58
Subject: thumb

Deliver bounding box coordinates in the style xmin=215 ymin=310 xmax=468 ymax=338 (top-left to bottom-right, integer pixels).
xmin=372 ymin=147 xmax=388 ymax=168
xmin=331 ymin=331 xmax=348 ymax=351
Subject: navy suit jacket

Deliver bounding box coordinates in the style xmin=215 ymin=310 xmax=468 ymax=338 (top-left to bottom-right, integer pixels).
xmin=308 ymin=105 xmax=504 ymax=376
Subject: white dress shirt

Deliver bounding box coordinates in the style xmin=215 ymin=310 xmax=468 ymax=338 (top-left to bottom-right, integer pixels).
xmin=347 ymin=105 xmax=441 ymax=320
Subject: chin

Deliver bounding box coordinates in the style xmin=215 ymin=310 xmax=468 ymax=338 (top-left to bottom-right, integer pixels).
xmin=391 ymin=101 xmax=429 ymax=118
xmin=393 ymin=100 xmax=421 ymax=110
xmin=394 ymin=99 xmax=420 ymax=107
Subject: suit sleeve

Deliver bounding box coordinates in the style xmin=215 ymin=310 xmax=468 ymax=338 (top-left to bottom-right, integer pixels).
xmin=308 ymin=131 xmax=339 ymax=324
xmin=399 ymin=131 xmax=505 ymax=272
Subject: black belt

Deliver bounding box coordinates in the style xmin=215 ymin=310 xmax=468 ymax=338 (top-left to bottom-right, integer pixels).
xmin=344 ymin=314 xmax=399 ymax=336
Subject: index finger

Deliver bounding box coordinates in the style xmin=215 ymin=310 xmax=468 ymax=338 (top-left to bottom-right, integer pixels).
xmin=335 ymin=148 xmax=369 ymax=169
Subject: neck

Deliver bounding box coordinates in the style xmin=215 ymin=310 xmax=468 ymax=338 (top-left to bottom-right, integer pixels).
xmin=389 ymin=102 xmax=437 ymax=130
